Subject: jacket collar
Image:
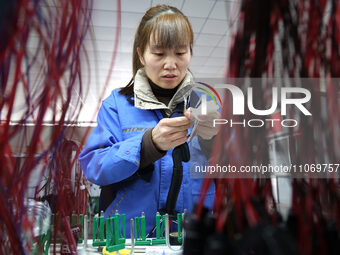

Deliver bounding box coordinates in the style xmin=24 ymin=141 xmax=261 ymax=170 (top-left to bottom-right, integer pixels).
xmin=134 ymin=68 xmax=194 ymax=114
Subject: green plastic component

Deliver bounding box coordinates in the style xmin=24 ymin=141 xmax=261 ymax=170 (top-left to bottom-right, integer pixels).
xmin=50 ymin=214 xmax=62 ymax=243
xmin=106 ymin=243 xmax=125 ymax=252
xmin=177 ymin=213 xmax=183 ymax=244
xmin=33 ymin=229 xmax=51 ymax=255
xmin=151 ymin=239 xmax=166 ymax=245
xmin=151 ymin=213 xmax=166 ymax=245
xmin=92 ymin=216 xmax=106 ymax=247
xmin=115 ymin=213 xmax=126 ymax=243
xmin=106 ymin=216 xmax=126 ymax=252
xmin=71 ymin=214 xmax=84 ymax=243
xmin=135 ymin=213 xmax=151 ymax=245
xmin=41 ymin=229 xmax=51 ymax=255
xmin=71 ymin=214 xmax=77 ymax=226
xmin=156 ymin=214 xmax=165 ymax=239
xmin=79 ymin=214 xmax=84 ymax=243
xmin=136 ymin=240 xmax=152 ymax=245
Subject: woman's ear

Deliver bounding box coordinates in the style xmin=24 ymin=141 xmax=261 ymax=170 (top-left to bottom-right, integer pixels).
xmin=137 ymin=47 xmax=145 ymax=66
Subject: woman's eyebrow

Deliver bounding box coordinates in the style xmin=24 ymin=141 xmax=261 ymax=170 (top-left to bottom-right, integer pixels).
xmin=150 ymin=45 xmax=164 ymax=50
xmin=175 ymin=45 xmax=188 ymax=50
xmin=150 ymin=44 xmax=188 ymax=50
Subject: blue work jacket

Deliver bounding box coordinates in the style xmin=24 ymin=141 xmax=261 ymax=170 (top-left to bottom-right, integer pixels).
xmin=79 ymin=73 xmax=215 ymax=236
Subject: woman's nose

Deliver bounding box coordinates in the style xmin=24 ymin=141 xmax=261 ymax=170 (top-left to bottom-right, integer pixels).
xmin=163 ymin=56 xmax=176 ymax=70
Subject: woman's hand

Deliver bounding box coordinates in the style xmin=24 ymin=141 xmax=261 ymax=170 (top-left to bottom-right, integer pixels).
xmin=152 ymin=116 xmax=191 ymax=151
xmin=185 ymin=108 xmax=220 ymax=140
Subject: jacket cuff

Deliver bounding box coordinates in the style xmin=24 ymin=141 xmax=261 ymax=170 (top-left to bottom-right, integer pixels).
xmin=139 ymin=128 xmax=166 ymax=170
xmin=197 ymin=135 xmax=216 ymax=158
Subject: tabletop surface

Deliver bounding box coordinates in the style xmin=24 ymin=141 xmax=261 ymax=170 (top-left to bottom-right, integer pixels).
xmin=49 ymin=240 xmax=182 ymax=255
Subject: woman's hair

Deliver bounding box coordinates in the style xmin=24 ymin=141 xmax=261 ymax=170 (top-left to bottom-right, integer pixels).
xmin=119 ymin=5 xmax=194 ymax=95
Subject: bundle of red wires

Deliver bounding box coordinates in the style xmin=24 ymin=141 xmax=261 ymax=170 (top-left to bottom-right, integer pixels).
xmin=0 ymin=0 xmax=121 ymax=254
xmin=193 ymin=0 xmax=340 ymax=254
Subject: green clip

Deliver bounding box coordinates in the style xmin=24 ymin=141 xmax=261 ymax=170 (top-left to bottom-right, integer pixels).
xmin=50 ymin=214 xmax=61 ymax=243
xmin=135 ymin=213 xmax=151 ymax=245
xmin=177 ymin=213 xmax=183 ymax=244
xmin=151 ymin=213 xmax=166 ymax=245
xmin=92 ymin=216 xmax=106 ymax=247
xmin=105 ymin=217 xmax=125 ymax=252
xmin=32 ymin=228 xmax=51 ymax=255
xmin=41 ymin=229 xmax=51 ymax=255
xmin=117 ymin=213 xmax=126 ymax=243
xmin=71 ymin=214 xmax=84 ymax=243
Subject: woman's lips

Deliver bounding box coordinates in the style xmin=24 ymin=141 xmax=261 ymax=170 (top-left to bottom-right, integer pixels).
xmin=162 ymin=74 xmax=177 ymax=80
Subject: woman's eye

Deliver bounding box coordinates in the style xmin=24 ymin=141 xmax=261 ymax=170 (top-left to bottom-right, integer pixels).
xmin=153 ymin=53 xmax=163 ymax=56
xmin=176 ymin=52 xmax=186 ymax=56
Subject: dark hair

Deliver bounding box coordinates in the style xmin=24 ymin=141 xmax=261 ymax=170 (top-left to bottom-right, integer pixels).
xmin=119 ymin=5 xmax=194 ymax=95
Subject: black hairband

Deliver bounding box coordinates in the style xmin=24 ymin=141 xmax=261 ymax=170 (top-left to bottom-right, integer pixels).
xmin=145 ymin=5 xmax=181 ymax=22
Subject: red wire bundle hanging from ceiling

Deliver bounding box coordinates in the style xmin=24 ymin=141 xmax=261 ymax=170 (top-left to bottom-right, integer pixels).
xmin=190 ymin=0 xmax=340 ymax=254
xmin=0 ymin=0 xmax=121 ymax=254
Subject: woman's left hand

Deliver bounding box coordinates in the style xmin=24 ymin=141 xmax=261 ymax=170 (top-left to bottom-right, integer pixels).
xmin=184 ymin=108 xmax=220 ymax=140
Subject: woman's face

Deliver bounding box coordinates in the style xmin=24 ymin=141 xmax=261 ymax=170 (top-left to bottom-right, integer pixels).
xmin=138 ymin=42 xmax=191 ymax=89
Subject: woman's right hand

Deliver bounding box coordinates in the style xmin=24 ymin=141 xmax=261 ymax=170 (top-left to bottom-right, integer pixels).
xmin=152 ymin=116 xmax=191 ymax=151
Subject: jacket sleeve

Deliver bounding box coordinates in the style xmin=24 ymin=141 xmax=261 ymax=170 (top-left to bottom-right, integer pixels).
xmin=78 ymin=93 xmax=144 ymax=186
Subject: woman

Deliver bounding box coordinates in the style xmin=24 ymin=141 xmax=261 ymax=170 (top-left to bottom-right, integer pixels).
xmin=79 ymin=5 xmax=216 ymax=236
